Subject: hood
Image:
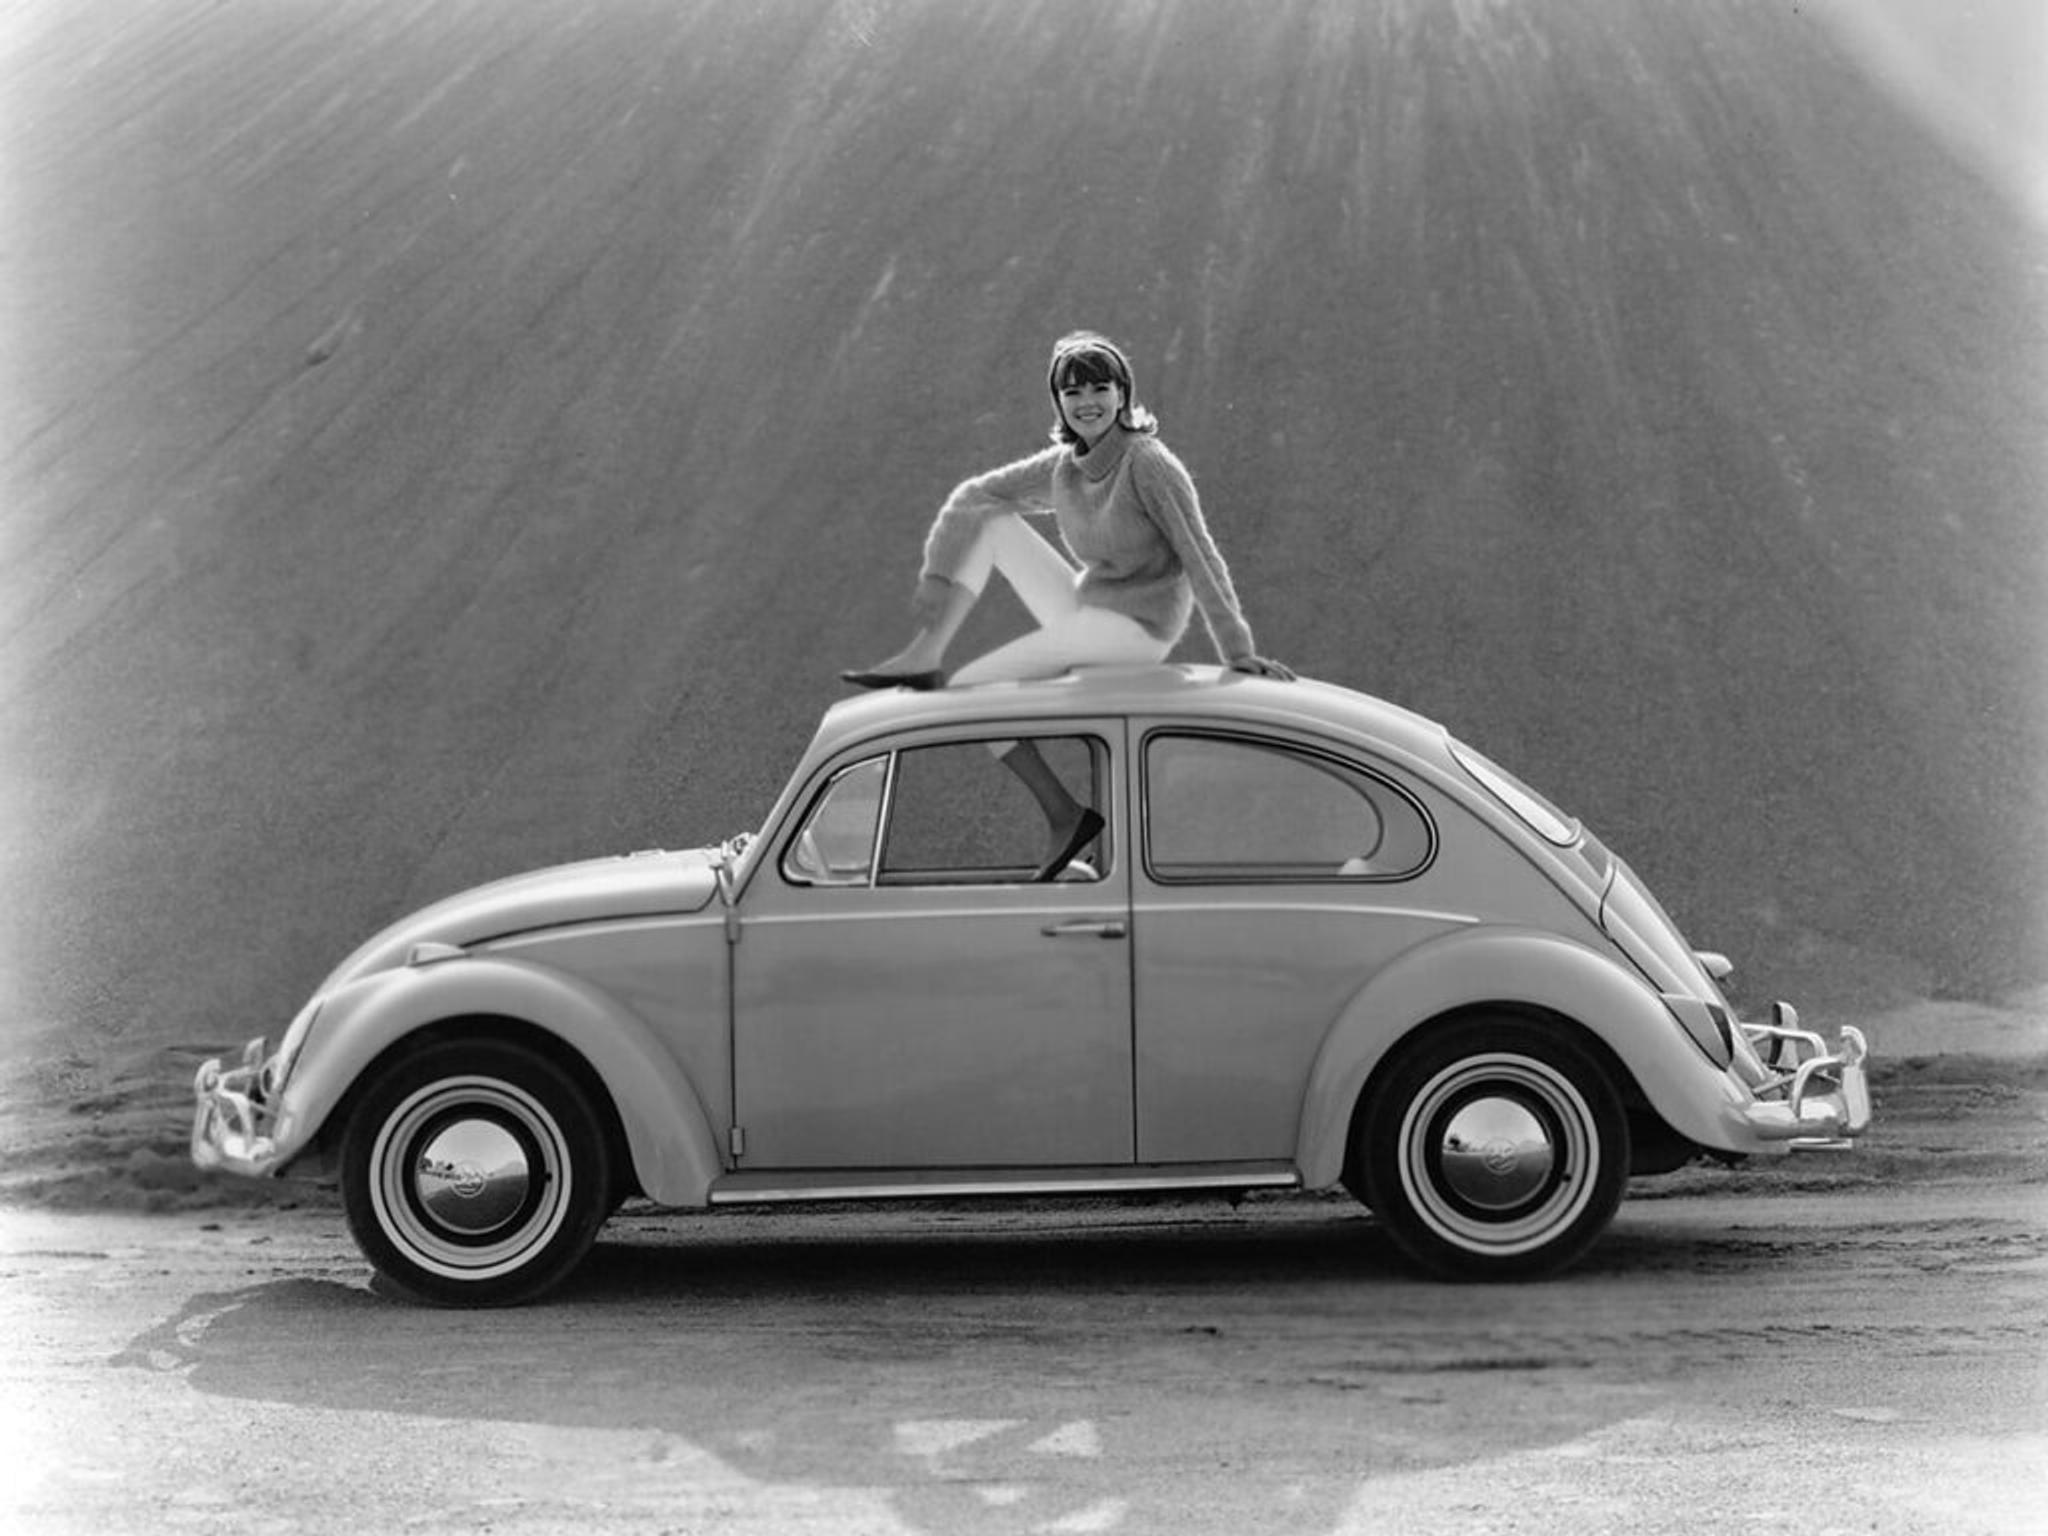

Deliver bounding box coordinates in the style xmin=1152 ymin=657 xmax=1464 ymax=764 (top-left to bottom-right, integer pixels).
xmin=320 ymin=845 xmax=725 ymax=992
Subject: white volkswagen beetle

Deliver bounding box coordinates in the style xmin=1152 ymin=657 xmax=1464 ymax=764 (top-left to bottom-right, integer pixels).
xmin=193 ymin=667 xmax=1870 ymax=1304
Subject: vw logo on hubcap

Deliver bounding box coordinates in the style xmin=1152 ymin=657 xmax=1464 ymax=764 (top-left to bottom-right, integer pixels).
xmin=1478 ymin=1139 xmax=1521 ymax=1175
xmin=447 ymin=1162 xmax=488 ymax=1199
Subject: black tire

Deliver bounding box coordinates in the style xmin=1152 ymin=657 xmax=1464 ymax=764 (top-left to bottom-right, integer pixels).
xmin=1354 ymin=1016 xmax=1629 ymax=1279
xmin=340 ymin=1038 xmax=612 ymax=1306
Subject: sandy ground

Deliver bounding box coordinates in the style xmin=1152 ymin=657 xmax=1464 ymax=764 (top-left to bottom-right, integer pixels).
xmin=4 ymin=1170 xmax=2044 ymax=1535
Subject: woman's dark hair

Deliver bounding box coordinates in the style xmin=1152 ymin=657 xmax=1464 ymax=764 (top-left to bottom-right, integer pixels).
xmin=1046 ymin=331 xmax=1159 ymax=445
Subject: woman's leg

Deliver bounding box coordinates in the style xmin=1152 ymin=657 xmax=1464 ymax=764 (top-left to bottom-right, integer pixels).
xmin=850 ymin=514 xmax=1081 ymax=679
xmin=924 ymin=520 xmax=1165 ymax=873
xmin=957 ymin=605 xmax=1166 ymax=877
xmin=947 ymin=604 xmax=1169 ymax=686
xmin=996 ymin=739 xmax=1098 ymax=875
xmin=968 ymin=512 xmax=1088 ymax=630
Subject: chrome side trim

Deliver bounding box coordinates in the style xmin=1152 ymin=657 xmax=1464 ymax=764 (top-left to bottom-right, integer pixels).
xmin=706 ymin=1162 xmax=1301 ymax=1206
xmin=743 ymin=901 xmax=1479 ymax=930
xmin=869 ymin=750 xmax=899 ymax=888
xmin=1130 ymin=898 xmax=1481 ymax=925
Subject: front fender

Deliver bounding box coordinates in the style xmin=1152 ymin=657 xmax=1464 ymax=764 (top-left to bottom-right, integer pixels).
xmin=1295 ymin=927 xmax=1754 ymax=1186
xmin=271 ymin=955 xmax=724 ymax=1206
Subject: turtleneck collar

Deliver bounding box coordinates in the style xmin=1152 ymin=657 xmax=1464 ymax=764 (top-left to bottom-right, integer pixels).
xmin=1071 ymin=425 xmax=1135 ymax=482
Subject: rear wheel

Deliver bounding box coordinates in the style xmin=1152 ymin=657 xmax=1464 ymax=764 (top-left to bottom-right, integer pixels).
xmin=1354 ymin=1016 xmax=1629 ymax=1279
xmin=340 ymin=1038 xmax=611 ymax=1306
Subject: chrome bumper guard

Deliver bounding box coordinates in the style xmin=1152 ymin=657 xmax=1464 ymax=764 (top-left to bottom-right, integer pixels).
xmin=190 ymin=1037 xmax=283 ymax=1178
xmin=1737 ymin=1004 xmax=1872 ymax=1149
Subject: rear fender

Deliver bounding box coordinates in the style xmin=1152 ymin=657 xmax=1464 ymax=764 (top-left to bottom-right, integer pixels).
xmin=1296 ymin=927 xmax=1752 ymax=1186
xmin=271 ymin=955 xmax=723 ymax=1205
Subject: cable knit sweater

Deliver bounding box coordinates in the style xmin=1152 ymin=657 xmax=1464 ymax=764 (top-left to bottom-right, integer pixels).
xmin=918 ymin=428 xmax=1257 ymax=663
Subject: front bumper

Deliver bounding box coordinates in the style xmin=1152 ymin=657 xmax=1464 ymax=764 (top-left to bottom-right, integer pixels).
xmin=191 ymin=1039 xmax=283 ymax=1178
xmin=1734 ymin=1006 xmax=1871 ymax=1149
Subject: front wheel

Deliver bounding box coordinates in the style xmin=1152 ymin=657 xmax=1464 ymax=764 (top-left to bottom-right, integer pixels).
xmin=1353 ymin=1016 xmax=1629 ymax=1279
xmin=340 ymin=1039 xmax=612 ymax=1306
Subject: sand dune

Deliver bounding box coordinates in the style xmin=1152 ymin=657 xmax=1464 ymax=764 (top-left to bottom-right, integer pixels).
xmin=2 ymin=0 xmax=2042 ymax=1141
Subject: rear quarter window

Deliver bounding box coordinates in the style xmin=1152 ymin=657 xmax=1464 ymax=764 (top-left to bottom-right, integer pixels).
xmin=1143 ymin=732 xmax=1434 ymax=882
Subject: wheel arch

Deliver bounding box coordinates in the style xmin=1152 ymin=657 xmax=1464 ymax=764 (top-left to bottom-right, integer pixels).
xmin=1339 ymin=1000 xmax=1693 ymax=1180
xmin=1296 ymin=927 xmax=1733 ymax=1187
xmin=315 ymin=1014 xmax=641 ymax=1200
xmin=274 ymin=956 xmax=724 ymax=1205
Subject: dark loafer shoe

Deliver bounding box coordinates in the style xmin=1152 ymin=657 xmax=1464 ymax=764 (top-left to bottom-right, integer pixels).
xmin=1034 ymin=808 xmax=1105 ymax=882
xmin=839 ymin=668 xmax=947 ymax=691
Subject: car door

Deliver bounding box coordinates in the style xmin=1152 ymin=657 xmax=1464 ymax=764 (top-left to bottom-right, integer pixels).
xmin=730 ymin=722 xmax=1135 ymax=1169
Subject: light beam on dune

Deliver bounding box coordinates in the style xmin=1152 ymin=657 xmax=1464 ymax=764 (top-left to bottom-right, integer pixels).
xmin=1804 ymin=0 xmax=2047 ymax=226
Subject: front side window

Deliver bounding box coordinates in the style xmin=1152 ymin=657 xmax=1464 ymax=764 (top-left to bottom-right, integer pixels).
xmin=1144 ymin=732 xmax=1433 ymax=882
xmin=881 ymin=735 xmax=1107 ymax=886
xmin=784 ymin=735 xmax=1109 ymax=888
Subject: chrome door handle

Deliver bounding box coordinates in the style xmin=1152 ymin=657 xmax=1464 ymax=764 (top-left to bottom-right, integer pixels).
xmin=1041 ymin=917 xmax=1128 ymax=939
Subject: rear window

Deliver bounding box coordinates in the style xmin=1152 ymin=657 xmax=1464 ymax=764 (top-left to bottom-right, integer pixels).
xmin=1449 ymin=742 xmax=1580 ymax=847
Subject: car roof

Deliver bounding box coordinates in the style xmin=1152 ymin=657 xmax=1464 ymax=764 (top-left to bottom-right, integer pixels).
xmin=812 ymin=664 xmax=1454 ymax=768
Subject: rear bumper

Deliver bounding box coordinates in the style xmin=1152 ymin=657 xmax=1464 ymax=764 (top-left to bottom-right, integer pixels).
xmin=1734 ymin=1007 xmax=1871 ymax=1149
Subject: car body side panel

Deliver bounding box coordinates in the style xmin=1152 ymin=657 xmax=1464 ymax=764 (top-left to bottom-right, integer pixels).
xmin=1294 ymin=927 xmax=1759 ymax=1187
xmin=274 ymin=949 xmax=725 ymax=1206
xmin=1133 ymin=904 xmax=1470 ymax=1161
xmin=1131 ymin=765 xmax=1614 ymax=1164
xmin=486 ymin=915 xmax=734 ymax=1141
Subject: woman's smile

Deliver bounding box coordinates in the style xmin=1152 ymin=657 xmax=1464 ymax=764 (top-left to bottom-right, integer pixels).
xmin=1059 ymin=381 xmax=1122 ymax=445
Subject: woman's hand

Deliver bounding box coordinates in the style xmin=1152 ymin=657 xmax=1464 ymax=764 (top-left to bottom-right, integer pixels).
xmin=1229 ymin=654 xmax=1297 ymax=681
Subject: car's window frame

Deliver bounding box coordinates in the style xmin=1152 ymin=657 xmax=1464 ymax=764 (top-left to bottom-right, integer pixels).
xmin=1137 ymin=725 xmax=1437 ymax=885
xmin=775 ymin=724 xmax=1117 ymax=892
xmin=778 ymin=753 xmax=895 ymax=888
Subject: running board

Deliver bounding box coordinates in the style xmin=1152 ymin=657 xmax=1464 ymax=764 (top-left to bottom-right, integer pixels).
xmin=707 ymin=1161 xmax=1301 ymax=1206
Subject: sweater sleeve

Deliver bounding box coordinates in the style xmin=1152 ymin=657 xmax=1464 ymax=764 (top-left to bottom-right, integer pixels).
xmin=919 ymin=446 xmax=1063 ymax=583
xmin=1129 ymin=440 xmax=1257 ymax=662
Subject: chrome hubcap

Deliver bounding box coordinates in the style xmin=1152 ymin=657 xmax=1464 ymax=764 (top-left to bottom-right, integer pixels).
xmin=413 ymin=1117 xmax=532 ymax=1236
xmin=1436 ymin=1095 xmax=1555 ymax=1211
xmin=1398 ymin=1053 xmax=1598 ymax=1257
xmin=370 ymin=1076 xmax=572 ymax=1281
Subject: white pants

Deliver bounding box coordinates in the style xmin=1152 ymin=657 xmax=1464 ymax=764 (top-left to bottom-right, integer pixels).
xmin=946 ymin=512 xmax=1170 ymax=686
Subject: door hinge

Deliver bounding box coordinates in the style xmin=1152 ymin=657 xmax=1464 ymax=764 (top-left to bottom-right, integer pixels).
xmin=728 ymin=1124 xmax=746 ymax=1159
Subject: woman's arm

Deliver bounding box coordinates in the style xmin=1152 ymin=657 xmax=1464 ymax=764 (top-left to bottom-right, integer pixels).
xmin=920 ymin=446 xmax=1063 ymax=584
xmin=1128 ymin=441 xmax=1259 ymax=664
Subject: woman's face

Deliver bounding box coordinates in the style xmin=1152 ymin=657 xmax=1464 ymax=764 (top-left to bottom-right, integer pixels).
xmin=1057 ymin=378 xmax=1123 ymax=446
